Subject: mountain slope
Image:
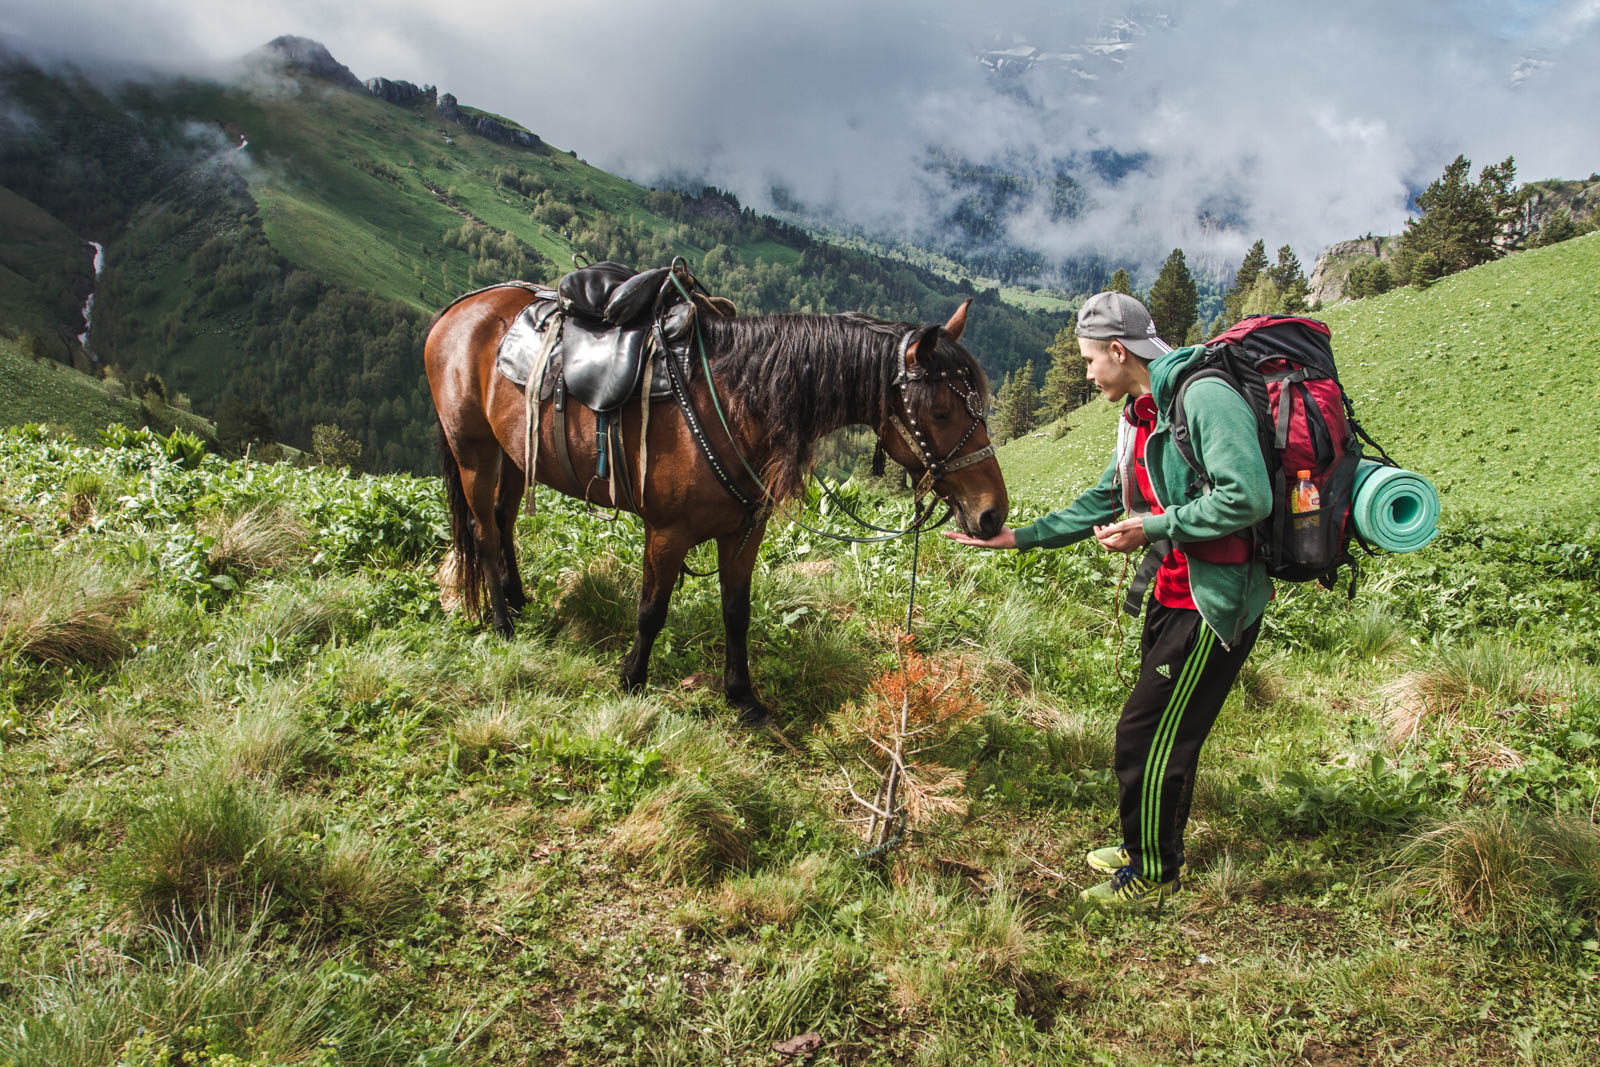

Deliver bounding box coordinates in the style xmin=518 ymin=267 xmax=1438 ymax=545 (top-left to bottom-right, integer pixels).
xmin=0 ymin=46 xmax=1061 ymax=472
xmin=1000 ymin=232 xmax=1600 ymax=522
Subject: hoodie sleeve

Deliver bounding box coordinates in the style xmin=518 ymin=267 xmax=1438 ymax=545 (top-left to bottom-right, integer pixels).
xmin=1013 ymin=451 xmax=1122 ymax=550
xmin=1140 ymin=378 xmax=1272 ymax=544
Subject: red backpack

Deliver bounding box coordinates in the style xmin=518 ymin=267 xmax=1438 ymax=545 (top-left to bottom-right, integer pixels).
xmin=1170 ymin=315 xmax=1392 ymax=592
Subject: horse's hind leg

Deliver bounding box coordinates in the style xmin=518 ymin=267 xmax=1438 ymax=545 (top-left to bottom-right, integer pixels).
xmin=454 ymin=436 xmax=516 ymax=637
xmin=717 ymin=521 xmax=770 ymax=727
xmin=620 ymin=525 xmax=693 ymax=694
xmin=495 ymin=458 xmax=527 ymax=615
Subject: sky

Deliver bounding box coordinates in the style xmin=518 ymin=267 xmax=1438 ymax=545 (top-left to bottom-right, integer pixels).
xmin=3 ymin=0 xmax=1598 ymax=276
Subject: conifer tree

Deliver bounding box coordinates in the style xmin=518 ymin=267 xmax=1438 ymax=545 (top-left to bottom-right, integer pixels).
xmin=1478 ymin=156 xmax=1524 ymax=252
xmin=1532 ymin=208 xmax=1583 ymax=247
xmin=1223 ymin=239 xmax=1268 ymax=322
xmin=1039 ymin=328 xmax=1091 ymax=423
xmin=1147 ymin=248 xmax=1198 ymax=344
xmin=1270 ymin=245 xmax=1309 ymax=314
xmin=1240 ymin=275 xmax=1281 ymax=317
xmin=1395 ymin=154 xmax=1501 ymax=280
xmin=990 ymin=371 xmax=1017 ymax=442
xmin=1002 ymin=360 xmax=1037 ymax=440
xmin=1106 ymin=269 xmax=1133 ymax=294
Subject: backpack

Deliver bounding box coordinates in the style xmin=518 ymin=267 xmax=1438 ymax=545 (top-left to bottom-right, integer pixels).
xmin=1170 ymin=314 xmax=1393 ymax=594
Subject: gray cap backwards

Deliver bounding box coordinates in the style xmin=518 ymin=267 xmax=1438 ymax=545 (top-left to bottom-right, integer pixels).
xmin=1075 ymin=291 xmax=1173 ymax=362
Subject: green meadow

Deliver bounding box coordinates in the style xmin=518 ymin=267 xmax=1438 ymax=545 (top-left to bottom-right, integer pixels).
xmin=3 ymin=228 xmax=1599 ymax=1064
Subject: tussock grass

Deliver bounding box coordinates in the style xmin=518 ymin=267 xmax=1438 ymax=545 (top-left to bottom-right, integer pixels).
xmin=200 ymin=502 xmax=309 ymax=576
xmin=465 ymin=638 xmax=611 ymax=700
xmin=569 ymin=693 xmax=664 ymax=747
xmin=610 ymin=776 xmax=752 ymax=885
xmin=109 ymin=777 xmax=308 ymax=923
xmin=1381 ymin=639 xmax=1566 ymax=748
xmin=981 ymin=587 xmax=1087 ymax=669
xmin=450 ymin=703 xmax=530 ymax=770
xmin=1025 ymin=703 xmax=1115 ymax=768
xmin=965 ymin=878 xmax=1036 ymax=983
xmin=708 ymin=853 xmax=842 ymax=932
xmin=62 ymin=469 xmax=108 ymax=527
xmin=4 ymin=782 xmax=99 ymax=857
xmin=317 ymin=632 xmax=462 ymax=712
xmin=110 ymin=771 xmax=419 ymax=932
xmin=209 ymin=577 xmax=364 ymax=674
xmin=199 ymin=691 xmax=321 ymax=784
xmin=552 ymin=555 xmax=636 ymax=649
xmin=314 ymin=830 xmax=420 ymax=928
xmin=1388 ymin=811 xmax=1600 ymax=941
xmin=0 ymin=551 xmax=138 ymax=667
xmin=0 ymin=908 xmax=423 ymax=1066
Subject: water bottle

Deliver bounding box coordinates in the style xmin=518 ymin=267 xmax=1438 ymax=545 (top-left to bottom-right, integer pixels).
xmin=1291 ymin=469 xmax=1321 ymax=562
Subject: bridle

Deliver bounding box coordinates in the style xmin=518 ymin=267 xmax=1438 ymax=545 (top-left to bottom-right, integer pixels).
xmin=885 ymin=329 xmax=997 ymax=508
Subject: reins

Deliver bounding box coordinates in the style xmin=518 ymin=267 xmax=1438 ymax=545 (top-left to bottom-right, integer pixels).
xmin=658 ymin=264 xmax=991 ymax=549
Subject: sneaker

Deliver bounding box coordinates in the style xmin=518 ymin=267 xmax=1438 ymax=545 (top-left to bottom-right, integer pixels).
xmin=1085 ymin=843 xmax=1185 ymax=877
xmin=1085 ymin=843 xmax=1130 ymax=874
xmin=1079 ymin=865 xmax=1181 ymax=911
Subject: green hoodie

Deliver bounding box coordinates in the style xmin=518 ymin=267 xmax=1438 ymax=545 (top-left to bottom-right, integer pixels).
xmin=1012 ymin=345 xmax=1272 ymax=647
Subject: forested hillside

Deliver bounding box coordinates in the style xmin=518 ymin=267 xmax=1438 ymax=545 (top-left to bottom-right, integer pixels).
xmin=0 ymin=48 xmax=1059 ymax=473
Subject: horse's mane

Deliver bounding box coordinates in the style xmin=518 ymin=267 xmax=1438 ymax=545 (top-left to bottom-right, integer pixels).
xmin=700 ymin=312 xmax=989 ymax=503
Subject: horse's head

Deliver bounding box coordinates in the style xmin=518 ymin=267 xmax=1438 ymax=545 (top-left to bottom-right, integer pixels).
xmin=878 ymin=300 xmax=1009 ymax=539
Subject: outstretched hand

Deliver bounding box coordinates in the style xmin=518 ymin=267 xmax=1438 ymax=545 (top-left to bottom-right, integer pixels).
xmin=942 ymin=527 xmax=1018 ymax=550
xmin=1093 ymin=517 xmax=1149 ymax=554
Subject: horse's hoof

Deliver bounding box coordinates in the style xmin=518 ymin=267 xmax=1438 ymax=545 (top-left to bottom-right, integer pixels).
xmin=735 ymin=703 xmax=772 ymax=729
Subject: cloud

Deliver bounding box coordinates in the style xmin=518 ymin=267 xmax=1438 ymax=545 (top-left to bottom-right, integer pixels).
xmin=3 ymin=0 xmax=1596 ymax=277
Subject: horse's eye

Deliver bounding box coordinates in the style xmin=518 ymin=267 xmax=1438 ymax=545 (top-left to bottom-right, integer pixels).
xmin=930 ymin=400 xmax=955 ymax=422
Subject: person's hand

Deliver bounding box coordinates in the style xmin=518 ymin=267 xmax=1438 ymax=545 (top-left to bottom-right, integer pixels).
xmin=942 ymin=527 xmax=1017 ymax=550
xmin=1093 ymin=517 xmax=1149 ymax=554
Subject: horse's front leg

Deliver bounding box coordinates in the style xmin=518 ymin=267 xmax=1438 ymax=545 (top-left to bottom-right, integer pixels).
xmin=717 ymin=520 xmax=770 ymax=727
xmin=495 ymin=458 xmax=527 ymax=616
xmin=620 ymin=525 xmax=692 ymax=694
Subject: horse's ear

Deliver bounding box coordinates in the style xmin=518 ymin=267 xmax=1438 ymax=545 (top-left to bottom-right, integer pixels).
xmin=943 ymin=299 xmax=972 ymax=342
xmin=904 ymin=324 xmax=941 ymax=369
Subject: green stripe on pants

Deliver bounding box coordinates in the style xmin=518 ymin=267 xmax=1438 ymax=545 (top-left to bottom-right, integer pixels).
xmin=1141 ymin=626 xmax=1214 ymax=880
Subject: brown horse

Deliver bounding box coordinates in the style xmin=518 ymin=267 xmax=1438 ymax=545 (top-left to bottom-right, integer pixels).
xmin=425 ymin=289 xmax=1008 ymax=723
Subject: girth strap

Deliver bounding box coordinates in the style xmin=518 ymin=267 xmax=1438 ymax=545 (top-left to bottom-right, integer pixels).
xmin=552 ymin=378 xmax=583 ymax=497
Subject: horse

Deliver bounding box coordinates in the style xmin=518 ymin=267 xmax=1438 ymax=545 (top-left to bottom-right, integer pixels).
xmin=425 ymin=288 xmax=1008 ymax=725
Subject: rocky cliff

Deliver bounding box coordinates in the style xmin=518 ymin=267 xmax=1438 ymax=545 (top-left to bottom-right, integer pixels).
xmin=251 ymin=36 xmax=364 ymax=91
xmin=430 ymin=92 xmax=541 ymax=149
xmin=365 ymin=78 xmax=433 ymax=106
xmin=1308 ymin=235 xmax=1398 ymax=306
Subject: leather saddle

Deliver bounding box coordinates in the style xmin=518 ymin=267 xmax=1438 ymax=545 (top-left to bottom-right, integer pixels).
xmin=494 ymin=262 xmax=696 ymax=413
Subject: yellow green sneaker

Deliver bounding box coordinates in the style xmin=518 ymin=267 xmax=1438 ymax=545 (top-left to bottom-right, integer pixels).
xmin=1085 ymin=843 xmax=1131 ymax=873
xmin=1079 ymin=865 xmax=1180 ymax=911
xmin=1085 ymin=843 xmax=1184 ymax=877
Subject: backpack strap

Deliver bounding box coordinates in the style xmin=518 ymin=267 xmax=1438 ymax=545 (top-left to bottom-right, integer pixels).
xmin=1124 ymin=541 xmax=1172 ymax=616
xmin=1169 ymin=365 xmax=1234 ymax=489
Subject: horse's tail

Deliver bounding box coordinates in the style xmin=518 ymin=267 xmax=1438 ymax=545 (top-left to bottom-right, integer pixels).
xmin=438 ymin=422 xmax=485 ymax=621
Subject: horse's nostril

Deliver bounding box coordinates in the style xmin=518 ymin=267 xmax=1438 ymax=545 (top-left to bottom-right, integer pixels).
xmin=979 ymin=508 xmax=1000 ymax=539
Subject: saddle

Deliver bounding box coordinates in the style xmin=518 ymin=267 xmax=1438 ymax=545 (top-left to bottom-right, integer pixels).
xmin=494 ymin=263 xmax=698 ymax=409
xmin=492 ymin=261 xmax=726 ymax=513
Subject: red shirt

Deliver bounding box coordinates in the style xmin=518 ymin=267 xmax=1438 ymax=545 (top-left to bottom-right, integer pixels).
xmin=1127 ymin=395 xmax=1198 ymax=609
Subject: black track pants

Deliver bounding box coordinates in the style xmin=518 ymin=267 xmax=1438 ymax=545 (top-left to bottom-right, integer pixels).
xmin=1116 ymin=597 xmax=1261 ymax=884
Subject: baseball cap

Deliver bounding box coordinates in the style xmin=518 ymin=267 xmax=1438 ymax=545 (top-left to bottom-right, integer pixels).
xmin=1075 ymin=291 xmax=1172 ymax=362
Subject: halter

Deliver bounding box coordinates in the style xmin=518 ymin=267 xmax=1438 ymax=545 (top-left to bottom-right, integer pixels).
xmin=886 ymin=330 xmax=997 ymax=506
